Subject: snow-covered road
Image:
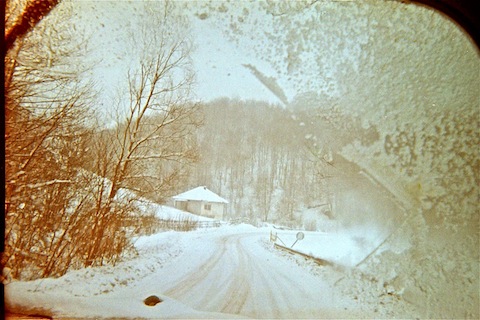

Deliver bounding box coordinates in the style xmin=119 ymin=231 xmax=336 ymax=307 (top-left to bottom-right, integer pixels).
xmin=163 ymin=232 xmax=340 ymax=318
xmin=5 ymin=226 xmax=372 ymax=319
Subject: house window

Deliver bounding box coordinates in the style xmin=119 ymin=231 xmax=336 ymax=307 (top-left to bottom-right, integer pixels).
xmin=204 ymin=204 xmax=211 ymax=211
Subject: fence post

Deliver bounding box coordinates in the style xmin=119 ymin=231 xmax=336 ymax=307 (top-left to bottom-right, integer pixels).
xmin=270 ymin=231 xmax=278 ymax=242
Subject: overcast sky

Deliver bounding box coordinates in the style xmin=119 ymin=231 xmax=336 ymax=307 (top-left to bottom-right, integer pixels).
xmin=69 ymin=0 xmax=478 ymax=123
xmin=71 ymin=0 xmax=287 ymax=114
xmin=190 ymin=17 xmax=285 ymax=104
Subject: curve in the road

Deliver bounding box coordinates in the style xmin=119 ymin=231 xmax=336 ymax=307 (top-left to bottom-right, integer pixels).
xmin=163 ymin=232 xmax=354 ymax=319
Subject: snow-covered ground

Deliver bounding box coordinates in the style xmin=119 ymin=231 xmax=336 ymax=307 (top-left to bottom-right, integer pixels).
xmin=136 ymin=199 xmax=216 ymax=222
xmin=116 ymin=188 xmax=216 ymax=222
xmin=5 ymin=222 xmax=422 ymax=319
xmin=271 ymin=226 xmax=391 ymax=267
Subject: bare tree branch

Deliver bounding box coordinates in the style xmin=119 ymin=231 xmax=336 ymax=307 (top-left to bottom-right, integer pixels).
xmin=5 ymin=0 xmax=60 ymax=52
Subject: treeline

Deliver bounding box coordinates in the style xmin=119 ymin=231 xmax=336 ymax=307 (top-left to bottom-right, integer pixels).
xmin=186 ymin=98 xmax=379 ymax=227
xmin=189 ymin=98 xmax=318 ymax=225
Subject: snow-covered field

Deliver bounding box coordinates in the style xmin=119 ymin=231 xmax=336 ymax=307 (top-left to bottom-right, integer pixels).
xmin=5 ymin=221 xmax=423 ymax=319
xmin=270 ymin=222 xmax=401 ymax=268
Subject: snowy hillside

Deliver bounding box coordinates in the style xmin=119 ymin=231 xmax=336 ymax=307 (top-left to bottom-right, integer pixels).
xmin=117 ymin=188 xmax=216 ymax=222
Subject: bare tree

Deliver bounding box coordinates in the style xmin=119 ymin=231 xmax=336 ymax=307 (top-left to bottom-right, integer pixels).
xmin=3 ymin=0 xmax=97 ymax=279
xmin=81 ymin=3 xmax=201 ymax=265
xmin=4 ymin=0 xmax=60 ymax=53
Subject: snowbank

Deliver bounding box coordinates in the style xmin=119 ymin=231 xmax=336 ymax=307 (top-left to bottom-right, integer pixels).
xmin=5 ymin=227 xmax=254 ymax=319
xmin=5 ymin=288 xmax=244 ymax=319
xmin=272 ymin=226 xmax=389 ymax=267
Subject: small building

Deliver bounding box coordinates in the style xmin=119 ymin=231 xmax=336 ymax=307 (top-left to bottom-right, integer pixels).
xmin=172 ymin=186 xmax=228 ymax=220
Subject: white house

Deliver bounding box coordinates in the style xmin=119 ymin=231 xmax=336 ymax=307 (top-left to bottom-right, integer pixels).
xmin=172 ymin=186 xmax=228 ymax=220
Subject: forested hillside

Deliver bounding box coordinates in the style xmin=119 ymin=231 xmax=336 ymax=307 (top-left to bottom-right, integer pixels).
xmin=189 ymin=98 xmax=313 ymax=225
xmin=185 ymin=98 xmax=382 ymax=229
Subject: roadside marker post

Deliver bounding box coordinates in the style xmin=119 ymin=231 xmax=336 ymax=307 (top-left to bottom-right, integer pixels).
xmin=291 ymin=232 xmax=304 ymax=248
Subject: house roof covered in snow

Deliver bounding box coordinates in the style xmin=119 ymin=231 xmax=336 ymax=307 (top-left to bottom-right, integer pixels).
xmin=172 ymin=186 xmax=228 ymax=204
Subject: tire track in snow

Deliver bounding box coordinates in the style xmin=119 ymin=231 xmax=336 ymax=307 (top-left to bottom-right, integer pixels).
xmin=219 ymin=237 xmax=250 ymax=314
xmin=164 ymin=234 xmax=251 ymax=314
xmin=164 ymin=236 xmax=229 ymax=299
xmin=231 ymin=234 xmax=333 ymax=318
xmin=246 ymin=240 xmax=316 ymax=318
xmin=246 ymin=256 xmax=282 ymax=318
xmin=163 ymin=232 xmax=336 ymax=318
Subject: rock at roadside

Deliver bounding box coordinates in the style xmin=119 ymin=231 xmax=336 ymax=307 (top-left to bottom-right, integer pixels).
xmin=144 ymin=295 xmax=163 ymax=306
